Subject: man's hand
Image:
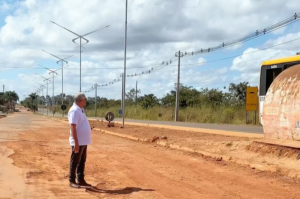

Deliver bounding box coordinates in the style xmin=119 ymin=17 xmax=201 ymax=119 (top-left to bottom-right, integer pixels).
xmin=70 ymin=124 xmax=79 ymax=153
xmin=74 ymin=142 xmax=79 ymax=153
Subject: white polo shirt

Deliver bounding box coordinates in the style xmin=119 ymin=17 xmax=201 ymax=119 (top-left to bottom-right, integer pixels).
xmin=68 ymin=103 xmax=91 ymax=146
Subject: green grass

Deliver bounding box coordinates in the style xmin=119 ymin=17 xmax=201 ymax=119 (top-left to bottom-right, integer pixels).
xmin=46 ymin=104 xmax=260 ymax=126
xmin=81 ymin=105 xmax=261 ymax=126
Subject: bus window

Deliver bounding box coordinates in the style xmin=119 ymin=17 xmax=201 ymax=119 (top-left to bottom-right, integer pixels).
xmin=260 ymin=67 xmax=282 ymax=96
xmin=265 ymin=68 xmax=281 ymax=93
xmin=284 ymin=63 xmax=298 ymax=70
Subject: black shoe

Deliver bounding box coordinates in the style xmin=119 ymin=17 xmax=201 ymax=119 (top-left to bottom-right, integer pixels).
xmin=77 ymin=179 xmax=92 ymax=188
xmin=69 ymin=181 xmax=80 ymax=188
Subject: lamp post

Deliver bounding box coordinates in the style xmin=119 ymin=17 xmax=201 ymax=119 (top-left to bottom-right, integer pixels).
xmin=50 ymin=21 xmax=110 ymax=92
xmin=42 ymin=50 xmax=72 ymax=117
xmin=35 ymin=73 xmax=51 ymax=116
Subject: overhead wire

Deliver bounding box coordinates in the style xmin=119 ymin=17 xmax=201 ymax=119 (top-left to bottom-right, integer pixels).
xmin=25 ymin=12 xmax=300 ymax=95
xmin=88 ymin=35 xmax=300 ymax=91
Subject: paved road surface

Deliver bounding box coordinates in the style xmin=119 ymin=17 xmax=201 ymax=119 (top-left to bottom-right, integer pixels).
xmin=38 ymin=108 xmax=263 ymax=134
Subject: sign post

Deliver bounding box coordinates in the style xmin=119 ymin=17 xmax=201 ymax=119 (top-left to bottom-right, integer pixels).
xmin=246 ymin=87 xmax=258 ymax=124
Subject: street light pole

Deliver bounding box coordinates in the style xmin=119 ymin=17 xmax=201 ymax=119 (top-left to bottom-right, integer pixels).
xmin=42 ymin=50 xmax=72 ymax=117
xmin=35 ymin=74 xmax=51 ymax=116
xmin=39 ymin=65 xmax=58 ymax=116
xmin=80 ymin=37 xmax=82 ymax=91
xmin=122 ymin=0 xmax=128 ymax=128
xmin=32 ymin=80 xmax=46 ymax=115
xmin=50 ymin=21 xmax=110 ymax=92
xmin=50 ymin=71 xmax=56 ymax=115
xmin=93 ymin=83 xmax=99 ymax=117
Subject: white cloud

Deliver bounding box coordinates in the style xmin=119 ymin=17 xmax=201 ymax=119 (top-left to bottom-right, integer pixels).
xmin=230 ymin=48 xmax=296 ymax=73
xmin=264 ymin=31 xmax=300 ymax=51
xmin=0 ymin=1 xmax=15 ymax=12
xmin=0 ymin=0 xmax=299 ymax=100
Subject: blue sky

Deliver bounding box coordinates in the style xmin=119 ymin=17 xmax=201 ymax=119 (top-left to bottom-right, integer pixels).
xmin=0 ymin=0 xmax=299 ymax=100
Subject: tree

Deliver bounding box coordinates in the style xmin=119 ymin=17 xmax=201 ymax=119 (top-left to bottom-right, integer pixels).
xmin=229 ymin=82 xmax=249 ymax=105
xmin=161 ymin=92 xmax=176 ymax=106
xmin=65 ymin=95 xmax=74 ymax=106
xmin=126 ymin=88 xmax=141 ymax=105
xmin=0 ymin=92 xmax=4 ymax=105
xmin=161 ymin=84 xmax=201 ymax=108
xmin=29 ymin=93 xmax=37 ymax=112
xmin=139 ymin=94 xmax=159 ymax=109
xmin=206 ymin=89 xmax=224 ymax=107
xmin=3 ymin=91 xmax=19 ymax=111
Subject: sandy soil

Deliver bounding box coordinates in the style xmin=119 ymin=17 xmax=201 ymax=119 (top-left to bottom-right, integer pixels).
xmin=89 ymin=120 xmax=300 ymax=178
xmin=1 ymin=110 xmax=300 ymax=198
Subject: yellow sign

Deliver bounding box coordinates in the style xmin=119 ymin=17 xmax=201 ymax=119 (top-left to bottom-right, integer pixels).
xmin=246 ymin=87 xmax=258 ymax=111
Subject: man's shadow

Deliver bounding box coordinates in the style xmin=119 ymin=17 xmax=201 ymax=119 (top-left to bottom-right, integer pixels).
xmin=86 ymin=186 xmax=154 ymax=195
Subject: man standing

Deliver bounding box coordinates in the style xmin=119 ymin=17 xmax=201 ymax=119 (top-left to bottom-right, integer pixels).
xmin=68 ymin=93 xmax=92 ymax=188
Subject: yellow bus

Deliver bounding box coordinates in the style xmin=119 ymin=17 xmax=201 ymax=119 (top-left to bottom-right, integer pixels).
xmin=259 ymin=53 xmax=300 ymax=125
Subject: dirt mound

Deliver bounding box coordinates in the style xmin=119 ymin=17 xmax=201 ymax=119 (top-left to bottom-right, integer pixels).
xmin=246 ymin=141 xmax=300 ymax=159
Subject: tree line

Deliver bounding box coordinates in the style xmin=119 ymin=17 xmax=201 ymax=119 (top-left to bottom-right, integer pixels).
xmin=85 ymin=81 xmax=249 ymax=110
xmin=21 ymin=81 xmax=249 ymax=111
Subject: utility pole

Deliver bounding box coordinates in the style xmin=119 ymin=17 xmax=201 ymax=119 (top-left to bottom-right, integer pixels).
xmin=42 ymin=66 xmax=58 ymax=116
xmin=2 ymin=85 xmax=4 ymax=93
xmin=120 ymin=73 xmax=124 ymax=118
xmin=136 ymin=81 xmax=138 ymax=106
xmin=175 ymin=51 xmax=183 ymax=122
xmin=122 ymin=0 xmax=128 ymax=128
xmin=50 ymin=21 xmax=110 ymax=92
xmin=93 ymin=83 xmax=99 ymax=117
xmin=42 ymin=50 xmax=72 ymax=117
xmin=49 ymin=70 xmax=57 ymax=116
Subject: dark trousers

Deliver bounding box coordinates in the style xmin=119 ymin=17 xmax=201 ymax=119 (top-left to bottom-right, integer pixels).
xmin=69 ymin=145 xmax=87 ymax=182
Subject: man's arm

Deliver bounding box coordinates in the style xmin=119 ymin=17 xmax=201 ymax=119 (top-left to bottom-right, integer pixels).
xmin=70 ymin=124 xmax=79 ymax=153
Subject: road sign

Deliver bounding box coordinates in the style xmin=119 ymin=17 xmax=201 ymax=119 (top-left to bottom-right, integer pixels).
xmin=61 ymin=104 xmax=67 ymax=111
xmin=119 ymin=109 xmax=122 ymax=115
xmin=246 ymin=87 xmax=258 ymax=111
xmin=105 ymin=112 xmax=115 ymax=122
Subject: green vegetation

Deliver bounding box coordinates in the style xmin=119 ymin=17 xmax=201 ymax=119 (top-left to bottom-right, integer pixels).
xmin=25 ymin=81 xmax=260 ymax=125
xmin=20 ymin=92 xmax=38 ymax=112
xmin=82 ymin=81 xmax=259 ymax=125
xmin=83 ymin=105 xmax=258 ymax=125
xmin=0 ymin=91 xmax=19 ymax=113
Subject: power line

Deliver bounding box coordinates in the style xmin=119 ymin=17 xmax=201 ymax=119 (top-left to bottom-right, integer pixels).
xmin=182 ymin=12 xmax=300 ymax=56
xmin=120 ymin=36 xmax=300 ymax=78
xmin=83 ymin=36 xmax=300 ymax=92
xmin=19 ymin=35 xmax=300 ymax=96
xmin=24 ymin=12 xmax=300 ymax=96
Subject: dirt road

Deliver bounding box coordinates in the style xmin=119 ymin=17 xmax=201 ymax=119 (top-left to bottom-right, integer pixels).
xmin=1 ymin=110 xmax=300 ymax=199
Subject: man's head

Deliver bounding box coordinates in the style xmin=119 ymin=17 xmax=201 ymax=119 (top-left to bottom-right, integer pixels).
xmin=74 ymin=93 xmax=87 ymax=108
